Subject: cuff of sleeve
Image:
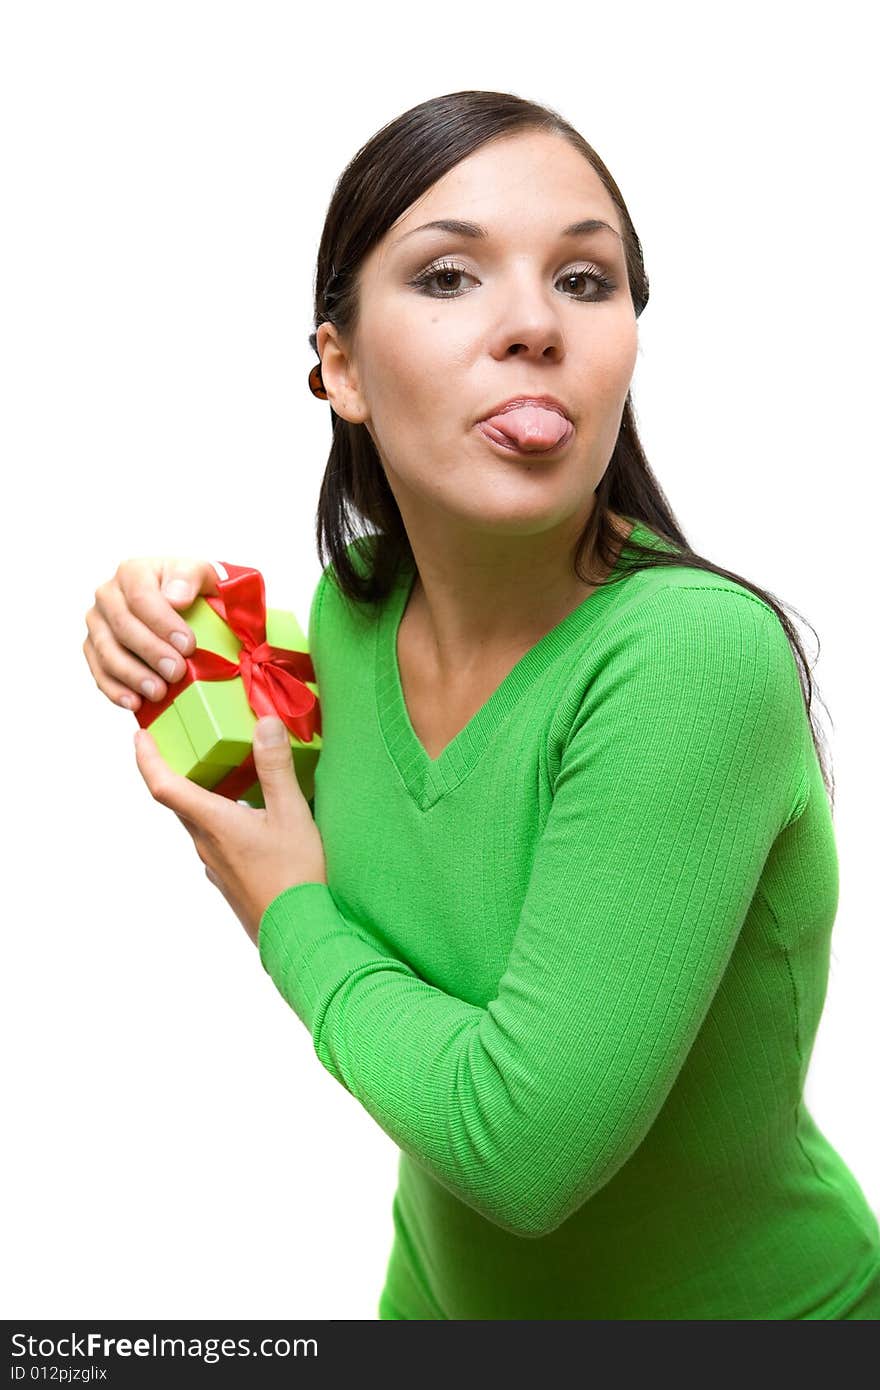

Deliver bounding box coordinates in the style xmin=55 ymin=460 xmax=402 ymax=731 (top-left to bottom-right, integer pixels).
xmin=257 ymin=881 xmax=398 ymax=1036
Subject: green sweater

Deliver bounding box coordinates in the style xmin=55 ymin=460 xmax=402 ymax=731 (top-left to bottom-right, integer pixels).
xmin=258 ymin=520 xmax=880 ymax=1320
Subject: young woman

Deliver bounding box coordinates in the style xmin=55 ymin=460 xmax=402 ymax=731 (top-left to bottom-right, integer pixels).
xmin=82 ymin=90 xmax=880 ymax=1320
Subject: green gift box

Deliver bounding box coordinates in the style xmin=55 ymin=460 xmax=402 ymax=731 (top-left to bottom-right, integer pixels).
xmin=134 ymin=562 xmax=321 ymax=808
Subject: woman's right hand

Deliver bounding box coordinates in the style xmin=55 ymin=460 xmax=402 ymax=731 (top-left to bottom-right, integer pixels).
xmin=83 ymin=557 xmax=220 ymax=713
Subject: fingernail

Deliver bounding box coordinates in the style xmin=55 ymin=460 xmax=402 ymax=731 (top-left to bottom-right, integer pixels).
xmin=163 ymin=579 xmax=191 ymax=602
xmin=257 ymin=717 xmax=287 ymax=745
xmin=141 ymin=678 xmax=158 ymax=698
xmin=158 ymin=657 xmax=179 ymax=680
xmin=169 ymin=631 xmax=190 ymax=652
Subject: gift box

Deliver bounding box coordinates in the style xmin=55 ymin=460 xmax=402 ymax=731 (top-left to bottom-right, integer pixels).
xmin=134 ymin=561 xmax=321 ymax=808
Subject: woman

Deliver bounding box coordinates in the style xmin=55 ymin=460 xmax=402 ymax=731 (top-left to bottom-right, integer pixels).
xmin=82 ymin=90 xmax=880 ymax=1320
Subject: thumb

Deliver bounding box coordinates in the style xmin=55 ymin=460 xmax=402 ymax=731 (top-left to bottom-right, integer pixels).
xmin=252 ymin=716 xmax=299 ymax=809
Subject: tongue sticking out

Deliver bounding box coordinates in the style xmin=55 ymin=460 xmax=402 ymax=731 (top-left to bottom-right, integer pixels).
xmin=478 ymin=405 xmax=572 ymax=452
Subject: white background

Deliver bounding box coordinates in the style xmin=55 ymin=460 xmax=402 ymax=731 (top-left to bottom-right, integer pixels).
xmin=2 ymin=1 xmax=877 ymax=1321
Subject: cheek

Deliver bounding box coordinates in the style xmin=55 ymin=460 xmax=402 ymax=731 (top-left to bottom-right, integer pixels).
xmin=365 ymin=305 xmax=429 ymax=381
xmin=371 ymin=332 xmax=457 ymax=424
xmin=592 ymin=321 xmax=638 ymax=399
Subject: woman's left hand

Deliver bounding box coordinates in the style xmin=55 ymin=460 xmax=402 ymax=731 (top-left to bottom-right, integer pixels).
xmin=134 ymin=715 xmax=327 ymax=947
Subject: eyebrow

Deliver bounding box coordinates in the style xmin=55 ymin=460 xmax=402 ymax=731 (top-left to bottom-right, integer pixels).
xmin=391 ymin=216 xmax=622 ymax=250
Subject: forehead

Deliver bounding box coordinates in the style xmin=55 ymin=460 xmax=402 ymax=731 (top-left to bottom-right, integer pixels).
xmin=385 ymin=131 xmax=622 ymax=249
xmin=361 ymin=130 xmax=620 ymax=282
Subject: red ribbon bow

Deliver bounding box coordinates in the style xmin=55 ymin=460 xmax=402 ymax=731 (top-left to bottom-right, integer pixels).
xmin=135 ymin=562 xmax=320 ymax=801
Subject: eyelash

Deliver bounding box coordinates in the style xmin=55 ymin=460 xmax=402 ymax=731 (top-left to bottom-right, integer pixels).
xmin=408 ymin=258 xmax=618 ymax=302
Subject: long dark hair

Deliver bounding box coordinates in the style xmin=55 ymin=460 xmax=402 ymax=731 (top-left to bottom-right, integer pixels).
xmin=307 ymin=89 xmax=833 ymax=809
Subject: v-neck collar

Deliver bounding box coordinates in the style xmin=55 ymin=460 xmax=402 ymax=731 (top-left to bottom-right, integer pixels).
xmin=374 ymin=520 xmax=657 ymax=810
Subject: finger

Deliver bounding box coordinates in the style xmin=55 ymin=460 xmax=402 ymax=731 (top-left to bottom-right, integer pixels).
xmin=251 ymin=716 xmax=304 ymax=825
xmin=157 ymin=556 xmax=220 ymax=604
xmin=85 ymin=601 xmax=187 ymax=710
xmin=83 ymin=630 xmax=146 ymax=712
xmin=88 ymin=556 xmax=219 ymax=710
xmin=97 ymin=558 xmax=202 ymax=682
xmin=134 ymin=727 xmax=224 ymax=827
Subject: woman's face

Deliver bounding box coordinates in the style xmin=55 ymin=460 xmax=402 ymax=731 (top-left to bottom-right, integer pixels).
xmin=319 ymin=130 xmax=638 ymax=541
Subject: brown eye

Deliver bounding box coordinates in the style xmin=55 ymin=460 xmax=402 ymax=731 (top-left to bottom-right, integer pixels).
xmin=409 ymin=259 xmax=617 ymax=302
xmin=410 ymin=260 xmax=476 ymax=298
xmin=557 ymin=267 xmax=617 ymax=300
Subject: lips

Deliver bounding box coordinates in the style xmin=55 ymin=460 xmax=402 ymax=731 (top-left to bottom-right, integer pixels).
xmin=476 ymin=396 xmax=574 ymax=454
xmin=477 ymin=394 xmax=572 ymax=424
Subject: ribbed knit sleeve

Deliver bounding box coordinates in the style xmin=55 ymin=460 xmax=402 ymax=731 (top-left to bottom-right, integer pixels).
xmin=258 ymin=585 xmax=809 ymax=1240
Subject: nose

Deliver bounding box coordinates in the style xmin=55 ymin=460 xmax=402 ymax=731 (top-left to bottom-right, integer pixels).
xmin=489 ymin=265 xmax=566 ymax=362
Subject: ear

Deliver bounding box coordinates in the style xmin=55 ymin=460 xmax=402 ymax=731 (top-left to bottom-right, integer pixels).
xmin=316 ymin=322 xmax=368 ymax=425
